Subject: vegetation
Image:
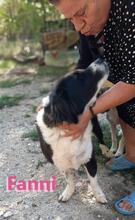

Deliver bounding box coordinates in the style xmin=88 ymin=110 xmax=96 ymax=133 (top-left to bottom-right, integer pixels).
xmin=0 ymin=94 xmax=25 ymax=109
xmin=36 ymin=160 xmax=46 ymax=169
xmin=0 ymin=0 xmax=63 ymax=41
xmin=92 ymin=123 xmax=112 ymax=165
xmin=39 ymin=87 xmax=49 ymax=95
xmin=22 ymin=129 xmax=39 ymax=141
xmin=37 ymin=65 xmax=68 ymax=78
xmin=0 ymin=78 xmax=31 ymax=88
xmin=24 ymin=113 xmax=31 ymax=118
xmin=0 ymin=60 xmax=15 ymax=69
xmin=31 ymin=105 xmax=37 ymax=113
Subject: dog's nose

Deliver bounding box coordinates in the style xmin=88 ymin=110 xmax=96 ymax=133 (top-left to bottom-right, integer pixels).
xmin=95 ymin=58 xmax=109 ymax=75
xmin=87 ymin=58 xmax=109 ymax=78
xmin=95 ymin=58 xmax=108 ymax=68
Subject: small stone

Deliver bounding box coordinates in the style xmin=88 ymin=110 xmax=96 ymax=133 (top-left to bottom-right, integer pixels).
xmin=55 ymin=217 xmax=62 ymax=220
xmin=97 ymin=215 xmax=101 ymax=218
xmin=17 ymin=200 xmax=23 ymax=205
xmin=31 ymin=173 xmax=34 ymax=177
xmin=0 ymin=210 xmax=4 ymax=216
xmin=32 ymin=203 xmax=37 ymax=207
xmin=24 ymin=205 xmax=29 ymax=209
xmin=15 ymin=163 xmax=19 ymax=166
xmin=4 ymin=211 xmax=13 ymax=218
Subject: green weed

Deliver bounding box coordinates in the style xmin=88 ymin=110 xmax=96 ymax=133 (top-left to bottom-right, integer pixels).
xmin=22 ymin=129 xmax=38 ymax=142
xmin=31 ymin=105 xmax=37 ymax=113
xmin=0 ymin=78 xmax=31 ymax=88
xmin=37 ymin=65 xmax=68 ymax=78
xmin=39 ymin=88 xmax=49 ymax=95
xmin=24 ymin=113 xmax=31 ymax=118
xmin=0 ymin=60 xmax=15 ymax=69
xmin=36 ymin=160 xmax=45 ymax=169
xmin=0 ymin=95 xmax=25 ymax=109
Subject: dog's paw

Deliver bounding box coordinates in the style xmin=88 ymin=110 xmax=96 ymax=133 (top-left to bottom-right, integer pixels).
xmin=95 ymin=192 xmax=107 ymax=204
xmin=115 ymin=151 xmax=122 ymax=157
xmin=58 ymin=192 xmax=70 ymax=202
xmin=100 ymin=144 xmax=114 ymax=158
xmin=58 ymin=188 xmax=73 ymax=202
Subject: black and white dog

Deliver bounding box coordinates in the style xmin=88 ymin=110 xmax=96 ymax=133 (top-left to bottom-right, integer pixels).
xmin=36 ymin=58 xmax=109 ymax=203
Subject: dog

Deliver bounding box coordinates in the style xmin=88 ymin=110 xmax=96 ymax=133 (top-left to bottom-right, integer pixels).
xmin=97 ymin=86 xmax=125 ymax=158
xmin=36 ymin=58 xmax=109 ymax=203
xmin=106 ymin=108 xmax=125 ymax=157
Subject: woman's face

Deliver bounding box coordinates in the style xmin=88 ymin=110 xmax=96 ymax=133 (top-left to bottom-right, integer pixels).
xmin=56 ymin=0 xmax=111 ymax=36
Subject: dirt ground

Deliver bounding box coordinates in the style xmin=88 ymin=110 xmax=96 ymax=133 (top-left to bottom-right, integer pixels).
xmin=0 ymin=72 xmax=135 ymax=220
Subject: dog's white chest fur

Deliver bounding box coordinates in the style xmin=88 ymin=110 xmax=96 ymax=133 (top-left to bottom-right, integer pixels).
xmin=36 ymin=109 xmax=93 ymax=172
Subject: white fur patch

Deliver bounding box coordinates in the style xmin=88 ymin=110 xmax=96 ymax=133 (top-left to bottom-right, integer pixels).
xmin=90 ymin=61 xmax=109 ymax=75
xmin=36 ymin=100 xmax=93 ymax=172
xmin=42 ymin=96 xmax=50 ymax=106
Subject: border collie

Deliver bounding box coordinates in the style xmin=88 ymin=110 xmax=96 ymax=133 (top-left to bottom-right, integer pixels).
xmin=36 ymin=58 xmax=109 ymax=203
xmin=106 ymin=108 xmax=125 ymax=157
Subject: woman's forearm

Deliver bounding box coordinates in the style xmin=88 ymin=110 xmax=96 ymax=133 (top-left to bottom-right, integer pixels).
xmin=92 ymin=81 xmax=135 ymax=114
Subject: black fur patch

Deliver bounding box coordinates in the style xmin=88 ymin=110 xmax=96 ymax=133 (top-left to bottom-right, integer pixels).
xmin=84 ymin=149 xmax=97 ymax=177
xmin=43 ymin=59 xmax=106 ymax=128
xmin=36 ymin=124 xmax=53 ymax=164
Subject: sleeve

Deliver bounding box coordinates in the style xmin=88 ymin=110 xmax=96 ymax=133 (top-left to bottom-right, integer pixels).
xmin=120 ymin=0 xmax=135 ymax=84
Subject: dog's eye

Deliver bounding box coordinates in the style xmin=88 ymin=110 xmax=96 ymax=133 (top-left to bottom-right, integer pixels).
xmin=58 ymin=90 xmax=66 ymax=97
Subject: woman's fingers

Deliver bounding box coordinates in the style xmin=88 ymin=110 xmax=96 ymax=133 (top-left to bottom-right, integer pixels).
xmin=58 ymin=122 xmax=77 ymax=129
xmin=63 ymin=126 xmax=85 ymax=139
xmin=58 ymin=123 xmax=70 ymax=129
xmin=71 ymin=132 xmax=83 ymax=140
xmin=58 ymin=119 xmax=87 ymax=139
xmin=63 ymin=130 xmax=78 ymax=137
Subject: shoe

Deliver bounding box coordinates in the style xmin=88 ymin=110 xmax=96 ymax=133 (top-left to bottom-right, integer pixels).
xmin=105 ymin=155 xmax=135 ymax=171
xmin=115 ymin=192 xmax=135 ymax=216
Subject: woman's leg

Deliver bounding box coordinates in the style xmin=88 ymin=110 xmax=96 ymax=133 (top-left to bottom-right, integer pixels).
xmin=116 ymin=118 xmax=135 ymax=212
xmin=119 ymin=118 xmax=135 ymax=163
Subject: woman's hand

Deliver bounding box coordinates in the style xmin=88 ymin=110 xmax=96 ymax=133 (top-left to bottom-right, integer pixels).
xmin=58 ymin=110 xmax=92 ymax=140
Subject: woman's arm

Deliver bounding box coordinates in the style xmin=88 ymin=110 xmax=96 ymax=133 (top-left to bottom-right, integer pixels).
xmin=59 ymin=81 xmax=135 ymax=139
xmin=92 ymin=81 xmax=135 ymax=114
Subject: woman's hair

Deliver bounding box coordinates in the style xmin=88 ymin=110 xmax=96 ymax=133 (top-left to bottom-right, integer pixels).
xmin=48 ymin=0 xmax=60 ymax=5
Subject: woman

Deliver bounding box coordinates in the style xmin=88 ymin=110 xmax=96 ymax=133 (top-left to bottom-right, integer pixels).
xmin=49 ymin=0 xmax=135 ymax=215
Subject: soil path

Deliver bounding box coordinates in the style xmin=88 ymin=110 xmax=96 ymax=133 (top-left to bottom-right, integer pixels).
xmin=0 ymin=75 xmax=134 ymax=220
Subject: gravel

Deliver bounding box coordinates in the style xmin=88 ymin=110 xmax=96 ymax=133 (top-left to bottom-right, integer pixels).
xmin=0 ymin=75 xmax=134 ymax=220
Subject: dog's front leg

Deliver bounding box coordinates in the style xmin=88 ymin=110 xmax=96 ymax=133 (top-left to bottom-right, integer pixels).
xmin=58 ymin=170 xmax=75 ymax=202
xmin=115 ymin=135 xmax=125 ymax=157
xmin=107 ymin=109 xmax=119 ymax=153
xmin=84 ymin=154 xmax=107 ymax=204
xmin=109 ymin=123 xmax=118 ymax=153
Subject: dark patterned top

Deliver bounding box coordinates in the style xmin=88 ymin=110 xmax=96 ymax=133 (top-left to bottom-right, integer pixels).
xmin=103 ymin=0 xmax=135 ymax=128
xmin=103 ymin=0 xmax=135 ymax=84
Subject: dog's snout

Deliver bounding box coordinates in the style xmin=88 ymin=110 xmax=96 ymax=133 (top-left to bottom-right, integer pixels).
xmin=102 ymin=61 xmax=109 ymax=75
xmin=88 ymin=58 xmax=109 ymax=76
xmin=95 ymin=58 xmax=104 ymax=65
xmin=94 ymin=58 xmax=108 ymax=69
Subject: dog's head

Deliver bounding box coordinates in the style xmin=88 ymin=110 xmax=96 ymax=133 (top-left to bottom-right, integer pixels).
xmin=41 ymin=58 xmax=109 ymax=127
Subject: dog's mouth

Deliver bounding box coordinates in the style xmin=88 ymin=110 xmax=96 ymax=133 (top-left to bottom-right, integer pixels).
xmin=88 ymin=58 xmax=109 ymax=77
